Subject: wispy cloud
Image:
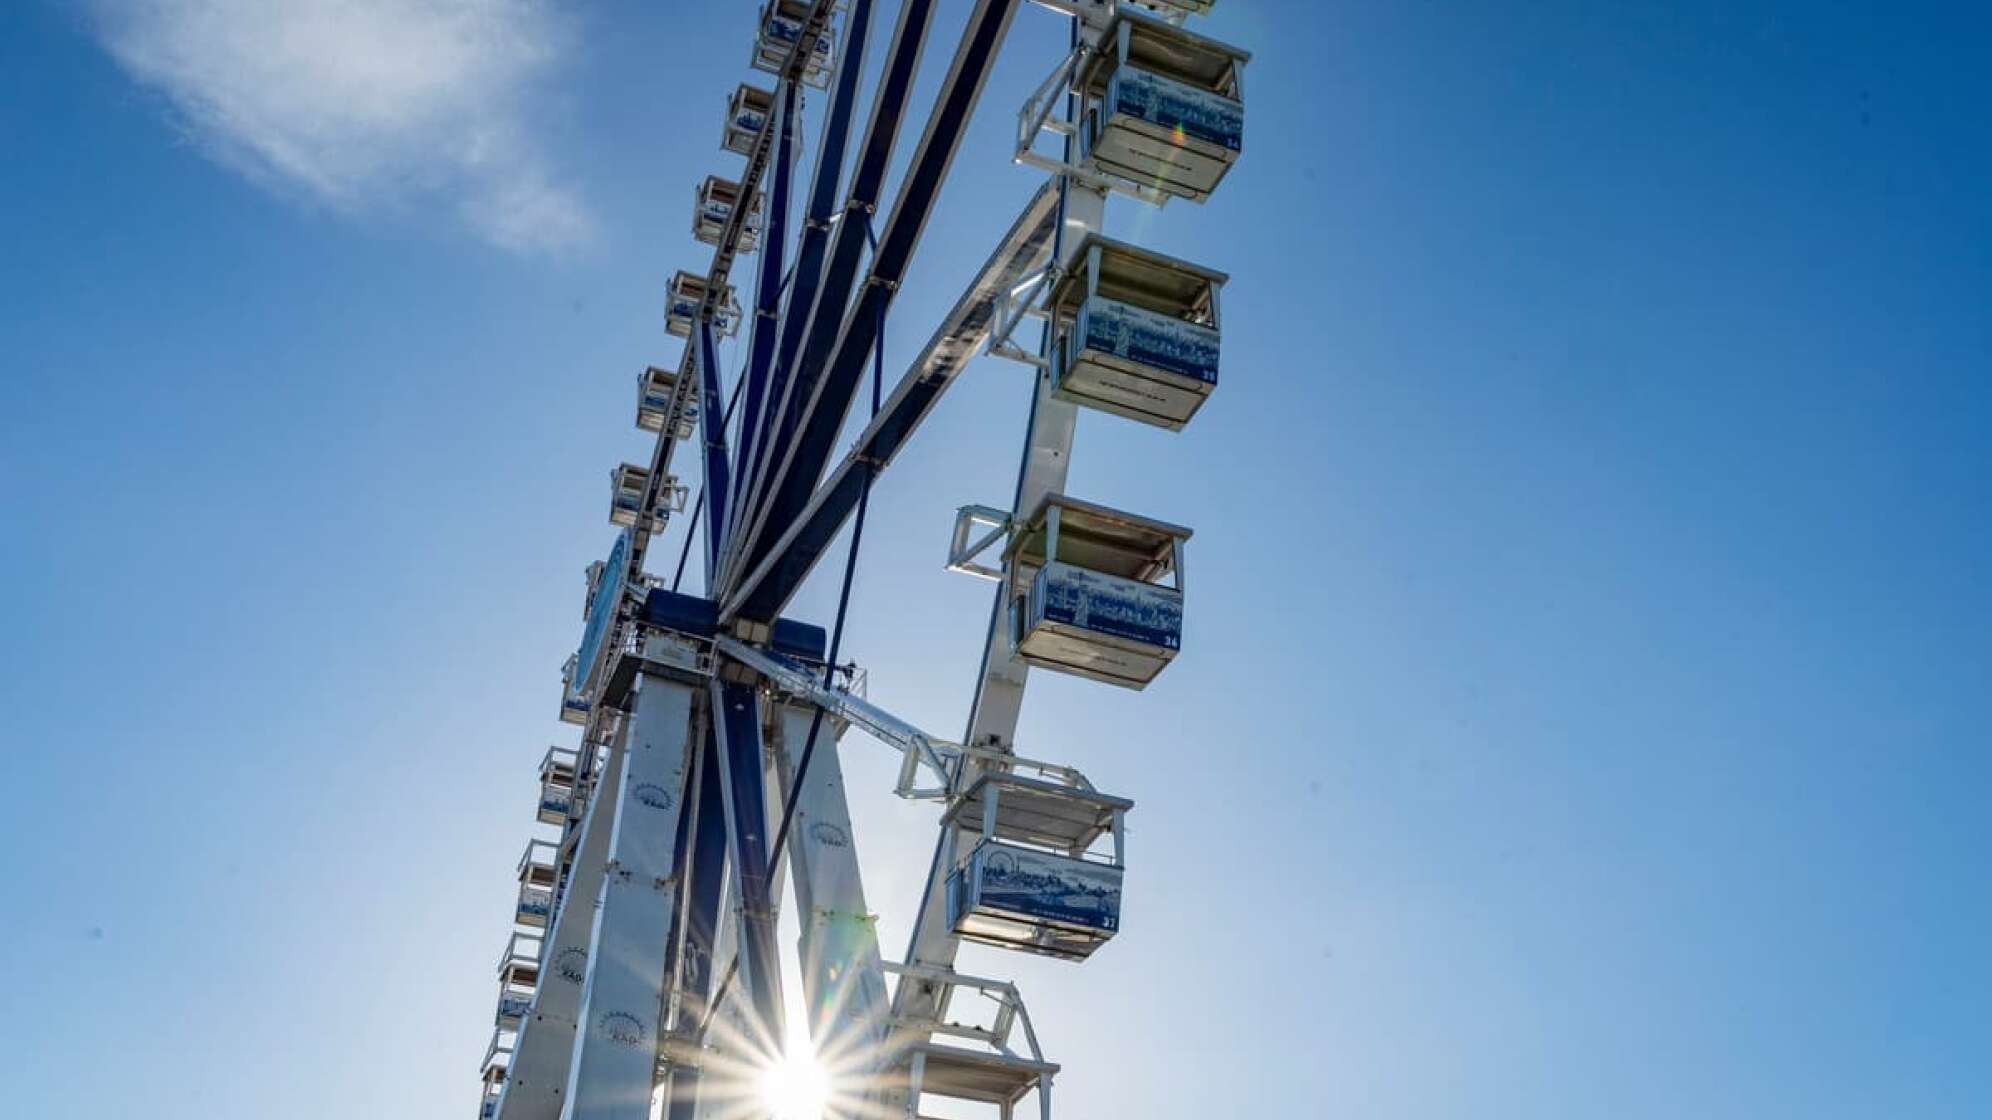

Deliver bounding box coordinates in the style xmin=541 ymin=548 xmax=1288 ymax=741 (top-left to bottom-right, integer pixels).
xmin=88 ymin=0 xmax=596 ymax=253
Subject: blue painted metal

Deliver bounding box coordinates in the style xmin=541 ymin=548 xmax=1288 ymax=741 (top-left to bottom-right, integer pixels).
xmin=639 ymin=588 xmax=825 ymax=662
xmin=663 ymin=729 xmax=729 ymax=1120
xmin=730 ymin=0 xmax=1026 ymax=617
xmin=723 ymin=78 xmax=801 ymax=583
xmin=728 ymin=0 xmax=944 ymax=585
xmin=712 ymin=679 xmax=784 ymax=1048
xmin=626 ymin=0 xmax=837 ymax=576
xmin=726 ymin=0 xmax=880 ymax=589
xmin=696 ymin=322 xmax=731 ymax=583
xmin=722 ymin=182 xmax=1058 ymax=623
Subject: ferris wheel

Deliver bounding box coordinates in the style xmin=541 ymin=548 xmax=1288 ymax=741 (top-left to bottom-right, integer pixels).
xmin=474 ymin=3 xmax=1249 ymax=1118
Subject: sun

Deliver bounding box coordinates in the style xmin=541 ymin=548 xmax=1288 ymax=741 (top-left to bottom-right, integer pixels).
xmin=758 ymin=1031 xmax=830 ymax=1120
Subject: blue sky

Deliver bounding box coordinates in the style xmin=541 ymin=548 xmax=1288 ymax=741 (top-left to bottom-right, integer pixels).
xmin=4 ymin=1 xmax=1989 ymax=1117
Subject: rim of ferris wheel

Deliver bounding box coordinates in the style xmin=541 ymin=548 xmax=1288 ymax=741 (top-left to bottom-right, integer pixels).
xmin=663 ymin=271 xmax=742 ymax=339
xmin=1001 ymin=493 xmax=1190 ymax=689
xmin=752 ymin=0 xmax=837 ymax=89
xmin=635 ymin=365 xmax=698 ymax=440
xmin=535 ymin=747 xmax=577 ymax=825
xmin=693 ymin=175 xmax=766 ymax=252
xmin=1067 ymin=8 xmax=1248 ymax=203
xmin=942 ymin=767 xmax=1131 ymax=856
xmin=1044 ymin=231 xmax=1226 ymax=429
xmin=722 ymin=82 xmax=776 ymax=156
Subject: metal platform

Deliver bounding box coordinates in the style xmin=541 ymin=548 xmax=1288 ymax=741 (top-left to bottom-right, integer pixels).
xmin=942 ymin=769 xmax=1128 ymax=855
xmin=894 ymin=1040 xmax=1057 ymax=1116
xmin=884 ymin=963 xmax=1057 ymax=1120
xmin=1008 ymin=492 xmax=1188 ymax=581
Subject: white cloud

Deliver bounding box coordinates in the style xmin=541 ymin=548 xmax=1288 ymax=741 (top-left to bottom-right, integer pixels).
xmin=89 ymin=0 xmax=596 ymax=252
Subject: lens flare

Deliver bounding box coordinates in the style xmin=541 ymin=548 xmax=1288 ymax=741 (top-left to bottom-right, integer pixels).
xmin=759 ymin=1032 xmax=830 ymax=1120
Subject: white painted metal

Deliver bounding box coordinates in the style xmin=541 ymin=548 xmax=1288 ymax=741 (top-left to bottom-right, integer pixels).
xmin=769 ymin=701 xmax=894 ymax=1115
xmin=560 ymin=675 xmax=698 ymax=1120
xmin=896 ymin=31 xmax=1111 ymax=1033
xmin=947 ymin=506 xmax=1014 ymax=582
xmin=715 ymin=636 xmax=955 ymax=798
xmin=881 ymin=963 xmax=1055 ymax=1120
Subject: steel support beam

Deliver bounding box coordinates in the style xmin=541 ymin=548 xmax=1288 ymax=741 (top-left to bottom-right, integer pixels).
xmin=724 ymin=0 xmax=881 ymax=590
xmin=722 ymin=182 xmax=1059 ymax=623
xmin=709 ymin=680 xmax=786 ymax=1064
xmin=560 ymin=675 xmax=700 ymax=1120
xmin=720 ymin=77 xmax=803 ymax=585
xmin=769 ymin=702 xmax=893 ymax=1115
xmin=659 ymin=730 xmax=729 ymax=1120
xmin=732 ymin=1 xmax=1027 ymax=608
xmin=727 ymin=0 xmax=952 ymax=587
xmin=628 ymin=0 xmax=839 ymax=575
xmin=696 ymin=322 xmax=732 ymax=582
